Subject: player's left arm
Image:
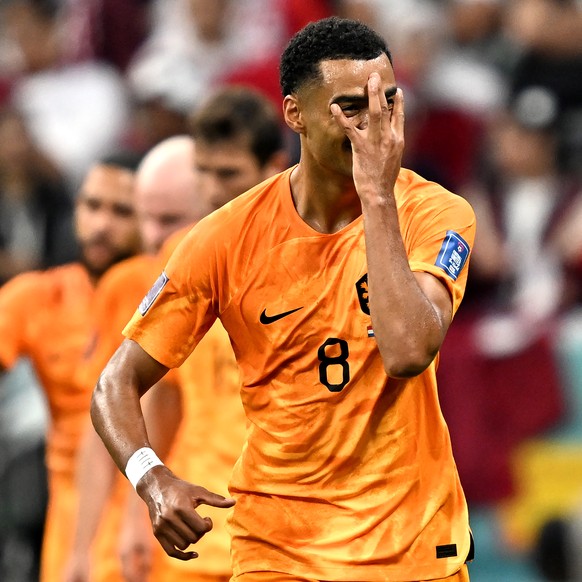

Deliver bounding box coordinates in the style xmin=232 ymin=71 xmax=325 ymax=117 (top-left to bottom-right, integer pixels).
xmin=363 ymin=220 xmax=453 ymax=379
xmin=332 ymin=74 xmax=456 ymax=378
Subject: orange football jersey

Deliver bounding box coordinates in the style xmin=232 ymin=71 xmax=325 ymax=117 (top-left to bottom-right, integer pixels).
xmin=125 ymin=167 xmax=476 ymax=580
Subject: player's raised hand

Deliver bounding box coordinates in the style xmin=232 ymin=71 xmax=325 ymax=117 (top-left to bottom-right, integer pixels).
xmin=331 ymin=73 xmax=404 ymax=203
xmin=136 ymin=465 xmax=235 ymax=560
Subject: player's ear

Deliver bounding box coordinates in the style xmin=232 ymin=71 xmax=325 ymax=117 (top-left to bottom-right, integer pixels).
xmin=283 ymin=95 xmax=304 ymax=135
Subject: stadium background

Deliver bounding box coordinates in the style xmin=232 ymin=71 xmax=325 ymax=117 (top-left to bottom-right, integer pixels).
xmin=1 ymin=0 xmax=582 ymax=580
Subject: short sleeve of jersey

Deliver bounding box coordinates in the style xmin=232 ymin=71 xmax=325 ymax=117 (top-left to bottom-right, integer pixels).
xmin=400 ymin=173 xmax=476 ymax=316
xmin=76 ymin=258 xmax=152 ymax=391
xmin=0 ymin=272 xmax=42 ymax=368
xmin=123 ymin=219 xmax=221 ymax=369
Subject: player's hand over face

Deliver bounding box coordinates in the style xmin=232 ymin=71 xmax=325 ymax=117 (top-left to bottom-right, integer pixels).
xmin=136 ymin=465 xmax=236 ymax=561
xmin=331 ymin=73 xmax=404 ymax=203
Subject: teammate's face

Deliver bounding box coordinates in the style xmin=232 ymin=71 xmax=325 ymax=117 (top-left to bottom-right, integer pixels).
xmin=194 ymin=138 xmax=270 ymax=212
xmin=289 ymin=54 xmax=396 ymax=176
xmin=136 ymin=168 xmax=202 ymax=254
xmin=75 ymin=165 xmax=140 ymax=280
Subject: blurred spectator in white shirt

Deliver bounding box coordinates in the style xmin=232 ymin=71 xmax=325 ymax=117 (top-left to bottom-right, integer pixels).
xmin=0 ymin=0 xmax=130 ymax=191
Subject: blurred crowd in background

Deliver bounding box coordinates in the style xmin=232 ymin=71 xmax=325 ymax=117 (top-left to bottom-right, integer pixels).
xmin=0 ymin=0 xmax=581 ymax=580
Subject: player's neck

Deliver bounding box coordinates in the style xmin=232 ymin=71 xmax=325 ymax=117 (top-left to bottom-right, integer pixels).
xmin=290 ymin=164 xmax=361 ymax=234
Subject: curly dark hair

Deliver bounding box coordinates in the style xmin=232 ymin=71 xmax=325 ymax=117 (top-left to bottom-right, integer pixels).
xmin=280 ymin=17 xmax=392 ymax=97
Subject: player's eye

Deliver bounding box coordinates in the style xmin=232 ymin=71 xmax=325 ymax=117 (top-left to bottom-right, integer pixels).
xmin=112 ymin=203 xmax=134 ymax=218
xmin=341 ymin=104 xmax=360 ymax=117
xmin=84 ymin=198 xmax=101 ymax=211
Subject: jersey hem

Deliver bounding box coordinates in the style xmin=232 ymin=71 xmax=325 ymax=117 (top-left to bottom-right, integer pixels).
xmin=232 ymin=552 xmax=469 ymax=581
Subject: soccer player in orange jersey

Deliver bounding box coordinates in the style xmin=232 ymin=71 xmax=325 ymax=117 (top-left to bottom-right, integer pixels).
xmin=92 ymin=17 xmax=476 ymax=582
xmin=0 ymin=152 xmax=142 ymax=582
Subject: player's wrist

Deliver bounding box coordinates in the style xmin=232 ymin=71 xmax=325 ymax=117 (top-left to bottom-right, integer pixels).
xmin=125 ymin=447 xmax=164 ymax=490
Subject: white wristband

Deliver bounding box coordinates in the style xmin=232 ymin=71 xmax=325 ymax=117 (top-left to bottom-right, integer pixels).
xmin=125 ymin=447 xmax=164 ymax=489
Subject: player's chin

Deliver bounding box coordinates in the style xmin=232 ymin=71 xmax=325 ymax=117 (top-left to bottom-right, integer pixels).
xmin=81 ymin=245 xmax=113 ymax=273
xmin=80 ymin=244 xmax=131 ymax=279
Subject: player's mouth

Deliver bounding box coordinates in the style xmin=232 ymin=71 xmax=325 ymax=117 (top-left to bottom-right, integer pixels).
xmin=82 ymin=240 xmax=115 ymax=263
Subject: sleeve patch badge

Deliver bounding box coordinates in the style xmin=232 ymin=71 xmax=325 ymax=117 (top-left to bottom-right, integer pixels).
xmin=139 ymin=271 xmax=169 ymax=316
xmin=436 ymin=231 xmax=470 ymax=281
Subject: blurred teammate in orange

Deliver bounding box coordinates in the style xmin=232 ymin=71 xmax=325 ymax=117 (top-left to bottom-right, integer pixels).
xmin=0 ymin=152 xmax=142 ymax=582
xmin=92 ymin=18 xmax=476 ymax=582
xmin=66 ymin=87 xmax=287 ymax=582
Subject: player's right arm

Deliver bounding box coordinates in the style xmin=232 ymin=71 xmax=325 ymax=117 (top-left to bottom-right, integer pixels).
xmin=91 ymin=338 xmax=235 ymax=560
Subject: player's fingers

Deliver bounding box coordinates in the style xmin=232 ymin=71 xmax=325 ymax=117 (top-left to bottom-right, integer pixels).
xmin=156 ymin=524 xmax=200 ymax=560
xmin=196 ymin=490 xmax=236 ymax=509
xmin=391 ymin=88 xmax=405 ymax=138
xmin=367 ymin=73 xmax=384 ymax=140
xmin=330 ymin=103 xmax=353 ymax=135
xmin=172 ymin=507 xmax=212 ymax=548
xmin=157 ymin=534 xmax=199 ymax=561
xmin=159 ymin=508 xmax=210 ymax=547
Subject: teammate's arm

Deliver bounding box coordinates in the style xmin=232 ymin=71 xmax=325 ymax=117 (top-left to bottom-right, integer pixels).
xmin=91 ymin=338 xmax=235 ymax=560
xmin=332 ymin=74 xmax=452 ymax=378
xmin=0 ymin=273 xmax=39 ymax=376
xmin=64 ymin=430 xmax=117 ymax=582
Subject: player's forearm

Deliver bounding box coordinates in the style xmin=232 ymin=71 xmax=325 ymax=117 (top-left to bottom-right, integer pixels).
xmin=91 ymin=342 xmax=163 ymax=474
xmin=361 ymin=195 xmax=444 ymax=377
xmin=143 ymin=379 xmax=182 ymax=460
xmin=91 ymin=375 xmax=149 ymax=474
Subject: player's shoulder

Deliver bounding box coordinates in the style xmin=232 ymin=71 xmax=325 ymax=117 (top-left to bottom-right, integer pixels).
xmin=396 ymin=168 xmax=475 ymax=220
xmin=96 ymin=254 xmax=159 ymax=294
xmin=0 ymin=262 xmax=90 ymax=304
xmin=23 ymin=262 xmax=87 ymax=287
